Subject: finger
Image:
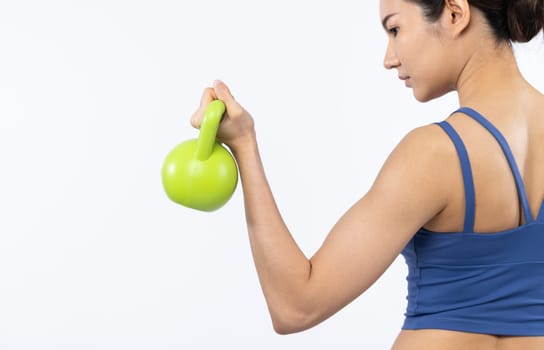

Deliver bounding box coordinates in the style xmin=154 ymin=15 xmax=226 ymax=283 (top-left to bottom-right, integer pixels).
xmin=213 ymin=80 xmax=237 ymax=104
xmin=199 ymin=87 xmax=216 ymax=109
xmin=190 ymin=87 xmax=216 ymax=128
xmin=213 ymin=80 xmax=242 ymax=116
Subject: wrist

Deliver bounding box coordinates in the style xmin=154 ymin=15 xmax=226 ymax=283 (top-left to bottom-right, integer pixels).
xmin=228 ymin=131 xmax=258 ymax=157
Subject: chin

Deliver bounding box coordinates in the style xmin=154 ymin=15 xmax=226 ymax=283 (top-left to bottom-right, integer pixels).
xmin=413 ymin=86 xmax=451 ymax=103
xmin=412 ymin=90 xmax=435 ymax=103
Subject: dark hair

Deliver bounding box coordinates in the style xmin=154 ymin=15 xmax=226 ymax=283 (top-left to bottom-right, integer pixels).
xmin=407 ymin=0 xmax=544 ymax=43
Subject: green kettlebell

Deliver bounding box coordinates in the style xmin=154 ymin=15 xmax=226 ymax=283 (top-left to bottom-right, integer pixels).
xmin=161 ymin=100 xmax=238 ymax=211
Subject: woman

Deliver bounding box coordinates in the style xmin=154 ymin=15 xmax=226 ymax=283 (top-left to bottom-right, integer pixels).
xmin=190 ymin=0 xmax=544 ymax=348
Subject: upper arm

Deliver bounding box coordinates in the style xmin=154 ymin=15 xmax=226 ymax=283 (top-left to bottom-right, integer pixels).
xmin=302 ymin=123 xmax=454 ymax=328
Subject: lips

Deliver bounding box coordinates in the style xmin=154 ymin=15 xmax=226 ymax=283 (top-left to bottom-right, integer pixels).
xmin=399 ymin=75 xmax=411 ymax=87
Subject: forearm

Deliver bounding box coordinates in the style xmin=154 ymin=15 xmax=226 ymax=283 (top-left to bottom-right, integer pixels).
xmin=192 ymin=81 xmax=317 ymax=332
xmin=231 ymin=134 xmax=313 ymax=332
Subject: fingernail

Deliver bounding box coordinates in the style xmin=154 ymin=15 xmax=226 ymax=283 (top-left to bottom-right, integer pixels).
xmin=213 ymin=79 xmax=223 ymax=87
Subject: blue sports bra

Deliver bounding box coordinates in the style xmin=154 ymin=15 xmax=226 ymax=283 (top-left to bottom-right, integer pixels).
xmin=401 ymin=107 xmax=544 ymax=336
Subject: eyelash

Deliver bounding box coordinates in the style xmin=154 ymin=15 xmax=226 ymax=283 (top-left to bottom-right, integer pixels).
xmin=389 ymin=27 xmax=399 ymax=36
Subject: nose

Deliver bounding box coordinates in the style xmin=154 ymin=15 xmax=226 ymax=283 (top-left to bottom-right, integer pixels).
xmin=383 ymin=40 xmax=400 ymax=70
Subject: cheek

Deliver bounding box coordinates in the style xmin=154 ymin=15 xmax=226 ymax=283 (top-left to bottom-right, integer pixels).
xmin=411 ymin=52 xmax=452 ymax=102
xmin=395 ymin=26 xmax=454 ymax=101
xmin=408 ymin=38 xmax=451 ymax=88
xmin=396 ymin=31 xmax=427 ymax=70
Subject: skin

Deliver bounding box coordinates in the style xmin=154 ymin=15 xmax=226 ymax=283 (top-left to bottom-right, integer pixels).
xmin=190 ymin=0 xmax=544 ymax=348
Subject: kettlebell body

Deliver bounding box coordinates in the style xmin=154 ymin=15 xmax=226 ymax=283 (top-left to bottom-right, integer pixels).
xmin=161 ymin=100 xmax=238 ymax=211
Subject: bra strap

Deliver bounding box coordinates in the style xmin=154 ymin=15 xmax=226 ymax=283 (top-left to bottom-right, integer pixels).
xmin=454 ymin=107 xmax=534 ymax=223
xmin=435 ymin=121 xmax=476 ymax=232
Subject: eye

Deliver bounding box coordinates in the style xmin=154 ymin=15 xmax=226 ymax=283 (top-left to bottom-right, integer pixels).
xmin=388 ymin=27 xmax=399 ymax=36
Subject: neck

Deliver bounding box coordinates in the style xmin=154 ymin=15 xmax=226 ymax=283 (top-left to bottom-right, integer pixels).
xmin=455 ymin=42 xmax=527 ymax=108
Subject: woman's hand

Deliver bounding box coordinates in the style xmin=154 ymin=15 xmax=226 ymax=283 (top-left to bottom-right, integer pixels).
xmin=190 ymin=80 xmax=255 ymax=152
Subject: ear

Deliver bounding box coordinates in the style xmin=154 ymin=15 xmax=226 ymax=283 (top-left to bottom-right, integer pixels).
xmin=441 ymin=0 xmax=471 ymax=38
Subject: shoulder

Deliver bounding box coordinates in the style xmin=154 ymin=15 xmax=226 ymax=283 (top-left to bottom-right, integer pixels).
xmin=376 ymin=122 xmax=458 ymax=182
xmin=367 ymin=122 xmax=459 ymax=223
xmin=399 ymin=122 xmax=454 ymax=155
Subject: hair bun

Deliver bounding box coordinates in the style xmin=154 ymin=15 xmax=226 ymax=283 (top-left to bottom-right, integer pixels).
xmin=507 ymin=0 xmax=544 ymax=42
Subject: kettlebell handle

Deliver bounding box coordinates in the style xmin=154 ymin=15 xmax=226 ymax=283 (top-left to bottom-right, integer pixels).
xmin=195 ymin=100 xmax=226 ymax=161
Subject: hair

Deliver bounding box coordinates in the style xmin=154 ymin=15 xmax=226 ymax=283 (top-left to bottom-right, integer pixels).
xmin=406 ymin=0 xmax=544 ymax=43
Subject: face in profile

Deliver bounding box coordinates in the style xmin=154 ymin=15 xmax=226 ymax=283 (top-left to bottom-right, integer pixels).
xmin=380 ymin=0 xmax=459 ymax=102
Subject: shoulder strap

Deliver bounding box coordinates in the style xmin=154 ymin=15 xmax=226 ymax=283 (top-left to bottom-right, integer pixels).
xmin=435 ymin=121 xmax=476 ymax=232
xmin=454 ymin=107 xmax=534 ymax=223
xmin=537 ymin=200 xmax=544 ymax=223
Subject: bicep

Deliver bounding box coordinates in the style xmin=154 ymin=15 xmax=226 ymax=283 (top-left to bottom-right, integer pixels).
xmin=306 ymin=125 xmax=450 ymax=323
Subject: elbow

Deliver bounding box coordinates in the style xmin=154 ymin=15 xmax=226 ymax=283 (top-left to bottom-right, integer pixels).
xmin=274 ymin=326 xmax=295 ymax=335
xmin=270 ymin=306 xmax=319 ymax=335
xmin=272 ymin=319 xmax=299 ymax=335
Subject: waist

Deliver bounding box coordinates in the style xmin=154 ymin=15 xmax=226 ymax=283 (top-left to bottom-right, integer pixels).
xmin=392 ymin=329 xmax=544 ymax=350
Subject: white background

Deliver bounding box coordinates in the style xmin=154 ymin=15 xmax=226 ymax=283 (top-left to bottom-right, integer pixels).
xmin=0 ymin=1 xmax=542 ymax=349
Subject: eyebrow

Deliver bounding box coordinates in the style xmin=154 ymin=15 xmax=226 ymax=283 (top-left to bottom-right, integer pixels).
xmin=381 ymin=13 xmax=398 ymax=30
